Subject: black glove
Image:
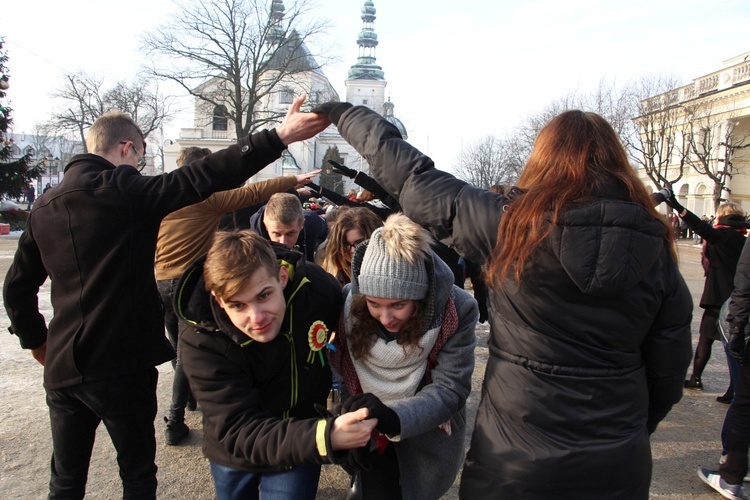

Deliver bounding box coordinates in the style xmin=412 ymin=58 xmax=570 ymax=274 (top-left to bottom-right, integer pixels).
xmin=340 ymin=444 xmax=374 ymax=475
xmin=663 ymin=188 xmax=685 ymax=214
xmin=478 ymin=302 xmax=489 ymax=324
xmin=328 ymin=160 xmax=357 ymax=179
xmin=311 ymin=102 xmax=353 ymax=126
xmin=342 ymin=393 xmax=401 ymax=435
xmin=727 ymin=323 xmax=746 ymax=363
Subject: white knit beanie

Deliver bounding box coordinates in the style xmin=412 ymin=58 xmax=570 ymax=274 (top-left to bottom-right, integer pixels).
xmin=357 ymin=216 xmax=430 ymax=300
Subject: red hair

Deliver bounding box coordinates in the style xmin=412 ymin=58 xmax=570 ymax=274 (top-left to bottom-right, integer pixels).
xmin=488 ymin=110 xmax=675 ymax=287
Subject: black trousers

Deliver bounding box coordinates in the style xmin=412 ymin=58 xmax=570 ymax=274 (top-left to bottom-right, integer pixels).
xmin=158 ymin=278 xmax=192 ymax=421
xmin=721 ymin=353 xmax=750 ymax=484
xmin=46 ymin=368 xmax=159 ymax=499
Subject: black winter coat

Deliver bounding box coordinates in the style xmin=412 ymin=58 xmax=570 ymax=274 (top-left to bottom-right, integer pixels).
xmin=177 ymin=245 xmax=344 ymax=471
xmin=335 ymin=105 xmax=693 ymax=499
xmin=248 ymin=205 xmax=328 ymax=262
xmin=681 ymin=210 xmax=747 ymax=308
xmin=3 ymin=130 xmax=285 ymax=389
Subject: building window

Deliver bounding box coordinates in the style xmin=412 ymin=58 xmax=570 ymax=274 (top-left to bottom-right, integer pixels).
xmin=279 ymin=89 xmax=294 ymax=105
xmin=362 ymin=99 xmax=368 ymax=105
xmin=213 ymin=105 xmax=228 ymax=131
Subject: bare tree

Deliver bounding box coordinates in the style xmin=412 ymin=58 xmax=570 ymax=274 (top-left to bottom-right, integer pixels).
xmin=454 ymin=135 xmax=524 ymax=189
xmin=514 ymin=78 xmax=636 ymax=169
xmin=48 ymin=71 xmax=176 ymax=153
xmin=682 ymin=101 xmax=750 ymax=212
xmin=625 ymin=75 xmax=688 ymax=191
xmin=143 ymin=0 xmax=335 ymax=139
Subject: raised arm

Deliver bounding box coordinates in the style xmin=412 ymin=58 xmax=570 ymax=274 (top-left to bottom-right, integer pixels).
xmin=315 ymin=103 xmax=506 ymax=265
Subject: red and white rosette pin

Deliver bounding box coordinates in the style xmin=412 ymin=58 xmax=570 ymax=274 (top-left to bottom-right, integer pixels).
xmin=307 ymin=321 xmax=330 ymax=365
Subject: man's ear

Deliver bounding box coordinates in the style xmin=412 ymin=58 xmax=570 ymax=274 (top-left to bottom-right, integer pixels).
xmin=278 ymin=266 xmax=289 ymax=288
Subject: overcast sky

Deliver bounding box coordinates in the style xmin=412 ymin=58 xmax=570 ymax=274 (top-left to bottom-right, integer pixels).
xmin=2 ymin=0 xmax=749 ymax=169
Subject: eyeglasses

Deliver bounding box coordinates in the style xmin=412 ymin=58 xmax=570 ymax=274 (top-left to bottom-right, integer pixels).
xmin=119 ymin=141 xmax=147 ymax=171
xmin=347 ymin=239 xmax=365 ymax=252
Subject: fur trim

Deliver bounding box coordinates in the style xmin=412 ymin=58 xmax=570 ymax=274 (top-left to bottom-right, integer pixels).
xmin=381 ymin=213 xmax=433 ymax=265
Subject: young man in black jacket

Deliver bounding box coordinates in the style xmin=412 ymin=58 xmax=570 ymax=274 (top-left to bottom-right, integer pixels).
xmin=177 ymin=230 xmax=375 ymax=498
xmin=2 ymin=96 xmax=329 ymax=498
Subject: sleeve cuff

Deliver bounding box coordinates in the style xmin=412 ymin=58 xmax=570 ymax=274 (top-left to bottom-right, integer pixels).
xmin=315 ymin=418 xmax=335 ymax=459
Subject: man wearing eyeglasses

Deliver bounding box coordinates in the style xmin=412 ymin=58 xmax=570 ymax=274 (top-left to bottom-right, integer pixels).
xmin=3 ymin=96 xmax=328 ymax=499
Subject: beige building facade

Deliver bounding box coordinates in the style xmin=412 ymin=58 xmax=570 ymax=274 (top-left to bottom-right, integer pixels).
xmin=636 ymin=52 xmax=750 ymax=216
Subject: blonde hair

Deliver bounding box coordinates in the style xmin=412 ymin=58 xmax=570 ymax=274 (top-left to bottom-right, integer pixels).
xmin=204 ymin=230 xmax=279 ymax=301
xmin=717 ymin=202 xmax=745 ymax=219
xmin=86 ymin=111 xmax=143 ymax=155
xmin=264 ymin=193 xmax=304 ymax=226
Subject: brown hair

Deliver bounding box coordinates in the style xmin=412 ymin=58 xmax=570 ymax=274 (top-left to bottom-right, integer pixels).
xmin=203 ymin=230 xmax=279 ymax=300
xmin=177 ymin=147 xmax=212 ymax=167
xmin=264 ymin=193 xmax=304 ymax=226
xmin=86 ymin=111 xmax=144 ymax=155
xmin=322 ymin=207 xmax=383 ymax=282
xmin=489 ymin=110 xmax=675 ymax=287
xmin=347 ymin=294 xmax=427 ymax=359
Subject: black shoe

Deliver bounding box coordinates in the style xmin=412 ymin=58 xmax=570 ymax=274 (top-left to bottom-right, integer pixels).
xmin=186 ymin=396 xmax=197 ymax=411
xmin=164 ymin=416 xmax=189 ymax=445
xmin=718 ymin=393 xmax=734 ymax=404
xmin=685 ymin=376 xmax=703 ymax=389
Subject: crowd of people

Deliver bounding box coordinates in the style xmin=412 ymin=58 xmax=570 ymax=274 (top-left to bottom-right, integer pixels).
xmin=4 ymin=95 xmax=750 ymax=499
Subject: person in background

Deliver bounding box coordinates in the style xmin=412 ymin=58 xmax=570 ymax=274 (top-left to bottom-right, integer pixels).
xmin=664 ymin=196 xmax=747 ymax=402
xmin=24 ymin=183 xmax=35 ymax=210
xmin=156 ymin=145 xmax=320 ymax=445
xmin=2 ymin=96 xmax=328 ymax=498
xmin=331 ymin=213 xmax=478 ymax=499
xmin=178 ymin=230 xmax=375 ymax=499
xmin=316 ymin=102 xmax=692 ymax=498
xmin=320 ymin=206 xmax=383 ymax=286
xmin=249 ymin=192 xmax=328 ymax=261
xmin=698 ymin=235 xmax=750 ymax=499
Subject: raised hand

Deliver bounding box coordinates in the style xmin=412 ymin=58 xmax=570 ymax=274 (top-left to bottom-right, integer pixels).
xmin=275 ymin=95 xmax=331 ymax=146
xmin=295 ymin=169 xmax=322 ymax=188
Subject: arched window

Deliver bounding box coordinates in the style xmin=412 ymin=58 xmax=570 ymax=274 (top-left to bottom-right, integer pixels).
xmin=213 ymin=105 xmax=228 ymax=131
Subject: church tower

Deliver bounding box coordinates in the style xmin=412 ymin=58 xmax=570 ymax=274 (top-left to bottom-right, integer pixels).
xmin=345 ymin=1 xmax=387 ymax=113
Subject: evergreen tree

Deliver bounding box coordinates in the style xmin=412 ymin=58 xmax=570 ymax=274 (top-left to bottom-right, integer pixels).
xmin=0 ymin=38 xmax=43 ymax=200
xmin=320 ymin=146 xmax=343 ymax=194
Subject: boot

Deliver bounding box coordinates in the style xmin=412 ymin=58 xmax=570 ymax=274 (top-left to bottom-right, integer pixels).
xmin=164 ymin=416 xmax=189 ymax=445
xmin=684 ymin=375 xmax=703 ymax=389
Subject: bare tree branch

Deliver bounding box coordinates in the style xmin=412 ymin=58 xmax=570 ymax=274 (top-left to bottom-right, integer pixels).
xmin=142 ymin=0 xmax=335 ymax=138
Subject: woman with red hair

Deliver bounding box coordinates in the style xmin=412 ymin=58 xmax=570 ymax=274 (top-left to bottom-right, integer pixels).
xmin=315 ymin=103 xmax=693 ymax=499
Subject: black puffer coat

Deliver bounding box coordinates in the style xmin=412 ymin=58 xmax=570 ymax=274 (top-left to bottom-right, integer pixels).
xmin=335 ymin=105 xmax=693 ymax=499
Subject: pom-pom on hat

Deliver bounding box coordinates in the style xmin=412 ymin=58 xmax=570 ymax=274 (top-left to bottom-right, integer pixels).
xmin=357 ymin=214 xmax=432 ymax=300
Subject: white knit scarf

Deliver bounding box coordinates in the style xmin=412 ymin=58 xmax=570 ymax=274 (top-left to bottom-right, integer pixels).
xmin=348 ymin=320 xmax=440 ymax=403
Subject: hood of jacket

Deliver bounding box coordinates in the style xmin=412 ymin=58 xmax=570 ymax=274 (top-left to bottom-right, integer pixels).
xmin=349 ymin=237 xmax=455 ymax=329
xmin=174 ymin=243 xmax=308 ymax=345
xmin=546 ymin=200 xmax=667 ymax=298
